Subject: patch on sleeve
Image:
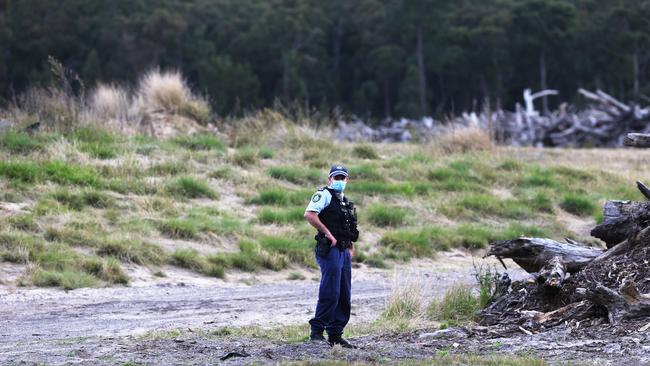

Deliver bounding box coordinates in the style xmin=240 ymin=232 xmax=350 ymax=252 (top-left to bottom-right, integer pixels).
xmin=312 ymin=193 xmax=322 ymax=203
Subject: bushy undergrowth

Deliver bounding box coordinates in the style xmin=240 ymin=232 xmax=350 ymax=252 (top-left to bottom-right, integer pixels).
xmin=427 ymin=283 xmax=479 ymax=324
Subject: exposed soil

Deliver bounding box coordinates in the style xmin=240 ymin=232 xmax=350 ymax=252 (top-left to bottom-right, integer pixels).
xmin=2 ymin=249 xmax=645 ymax=365
xmin=0 ymin=251 xmax=517 ymax=365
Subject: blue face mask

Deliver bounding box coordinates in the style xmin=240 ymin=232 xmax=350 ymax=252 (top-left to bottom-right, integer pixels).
xmin=331 ymin=180 xmax=346 ymax=192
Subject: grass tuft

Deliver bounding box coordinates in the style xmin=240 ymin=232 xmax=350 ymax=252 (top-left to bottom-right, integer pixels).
xmin=560 ymin=193 xmax=596 ymax=216
xmin=166 ymin=176 xmax=217 ymax=199
xmin=427 ymin=283 xmax=479 ymax=324
xmin=172 ymin=134 xmax=225 ymax=151
xmin=353 ymin=144 xmax=379 ymax=159
xmin=367 ymin=204 xmax=407 ymax=227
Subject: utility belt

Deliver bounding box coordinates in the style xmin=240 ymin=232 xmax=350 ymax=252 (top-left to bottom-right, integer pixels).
xmin=315 ymin=233 xmax=352 ymax=257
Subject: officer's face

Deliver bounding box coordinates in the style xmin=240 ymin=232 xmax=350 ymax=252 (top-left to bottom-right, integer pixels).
xmin=328 ymin=174 xmax=348 ymax=185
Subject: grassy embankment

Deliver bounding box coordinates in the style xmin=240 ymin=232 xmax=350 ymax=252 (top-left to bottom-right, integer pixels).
xmin=0 ymin=119 xmax=644 ymax=291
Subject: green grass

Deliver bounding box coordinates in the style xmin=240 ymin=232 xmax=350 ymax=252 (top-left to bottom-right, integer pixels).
xmin=267 ymin=166 xmax=321 ymax=184
xmin=379 ymin=223 xmax=552 ymax=258
xmin=258 ymin=207 xmax=305 ymax=224
xmin=158 ymin=219 xmax=199 ymax=239
xmin=31 ymin=268 xmax=99 ymax=290
xmin=166 ymin=176 xmax=217 ymax=199
xmin=172 ymin=134 xmax=226 ymax=151
xmin=51 ymin=189 xmax=114 ymax=210
xmin=209 ymin=240 xmax=288 ymax=272
xmin=232 ymin=147 xmax=259 ymax=166
xmin=347 ymin=181 xmax=431 ymax=196
xmin=0 ymin=131 xmax=47 ymax=153
xmin=171 ymin=249 xmax=225 ymax=278
xmin=427 ymin=283 xmax=479 ymax=324
xmin=0 ymin=160 xmax=101 ymax=187
xmin=249 ymin=188 xmax=310 ymax=205
xmin=367 ymin=204 xmax=408 ymax=227
xmin=148 ymin=161 xmax=189 ymax=176
xmin=259 ymin=235 xmax=313 ymax=267
xmin=97 ymin=239 xmax=167 ymax=265
xmin=352 ymin=144 xmax=379 ymax=159
xmin=560 ymin=193 xmax=596 ymax=216
xmin=69 ymin=127 xmax=121 ymax=159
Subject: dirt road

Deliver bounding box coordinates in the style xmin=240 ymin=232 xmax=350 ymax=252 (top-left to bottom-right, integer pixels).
xmin=1 ymin=252 xmax=503 ymax=365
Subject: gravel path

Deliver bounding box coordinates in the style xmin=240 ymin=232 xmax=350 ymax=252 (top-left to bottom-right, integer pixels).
xmin=0 ymin=253 xmax=523 ymax=365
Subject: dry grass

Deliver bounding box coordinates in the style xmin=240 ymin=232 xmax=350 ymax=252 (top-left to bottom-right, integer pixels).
xmin=382 ymin=273 xmax=425 ymax=320
xmin=429 ymin=126 xmax=494 ymax=155
xmin=88 ymin=83 xmax=130 ymax=123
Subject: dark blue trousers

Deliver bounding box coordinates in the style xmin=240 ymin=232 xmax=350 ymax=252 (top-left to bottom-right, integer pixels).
xmin=309 ymin=247 xmax=351 ymax=336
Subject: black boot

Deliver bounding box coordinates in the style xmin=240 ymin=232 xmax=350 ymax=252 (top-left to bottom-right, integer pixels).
xmin=328 ymin=334 xmax=357 ymax=349
xmin=309 ymin=330 xmax=327 ymax=343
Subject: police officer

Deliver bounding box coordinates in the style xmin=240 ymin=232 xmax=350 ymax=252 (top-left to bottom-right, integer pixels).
xmin=304 ymin=164 xmax=359 ymax=348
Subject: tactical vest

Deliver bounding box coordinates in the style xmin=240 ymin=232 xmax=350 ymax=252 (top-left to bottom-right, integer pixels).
xmin=317 ymin=187 xmax=357 ymax=245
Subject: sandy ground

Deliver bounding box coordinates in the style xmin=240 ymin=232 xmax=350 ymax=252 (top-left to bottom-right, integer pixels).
xmin=0 ymin=250 xmax=521 ymax=365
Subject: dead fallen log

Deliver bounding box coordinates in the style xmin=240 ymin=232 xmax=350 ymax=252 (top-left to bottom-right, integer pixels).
xmin=486 ymin=237 xmax=602 ymax=274
xmin=591 ymin=200 xmax=650 ymax=248
xmin=522 ymin=300 xmax=593 ymax=330
xmin=588 ymin=280 xmax=650 ymax=325
xmin=624 ymin=133 xmax=650 ymax=148
xmin=537 ymin=256 xmax=566 ymax=290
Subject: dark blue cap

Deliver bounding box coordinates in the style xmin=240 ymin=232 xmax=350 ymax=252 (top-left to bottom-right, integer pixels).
xmin=329 ymin=164 xmax=349 ymax=178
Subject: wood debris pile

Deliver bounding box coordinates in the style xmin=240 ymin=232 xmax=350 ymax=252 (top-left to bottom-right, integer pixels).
xmin=482 ymin=181 xmax=650 ymax=333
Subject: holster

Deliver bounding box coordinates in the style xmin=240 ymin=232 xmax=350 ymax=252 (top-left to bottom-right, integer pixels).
xmin=315 ymin=233 xmax=331 ymax=257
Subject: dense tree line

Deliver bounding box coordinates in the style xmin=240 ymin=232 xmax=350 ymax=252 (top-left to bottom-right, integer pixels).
xmin=1 ymin=0 xmax=650 ymax=119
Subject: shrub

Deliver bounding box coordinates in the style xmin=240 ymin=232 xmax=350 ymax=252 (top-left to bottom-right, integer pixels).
xmin=367 ymin=204 xmax=407 ymax=227
xmin=560 ymin=194 xmax=596 ymax=216
xmin=172 ymin=134 xmax=225 ymax=151
xmin=136 ymin=70 xmax=194 ymax=114
xmin=353 ymin=144 xmax=379 ymax=159
xmin=428 ymin=283 xmax=479 ymax=324
xmin=166 ymin=176 xmax=217 ymax=199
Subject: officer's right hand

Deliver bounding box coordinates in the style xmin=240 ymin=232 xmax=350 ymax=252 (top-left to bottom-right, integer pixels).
xmin=326 ymin=232 xmax=337 ymax=247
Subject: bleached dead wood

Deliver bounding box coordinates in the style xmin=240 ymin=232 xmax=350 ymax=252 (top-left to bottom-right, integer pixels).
xmin=485 ymin=238 xmax=602 ymax=274
xmin=591 ymin=200 xmax=650 ymax=248
xmin=624 ymin=133 xmax=650 ymax=148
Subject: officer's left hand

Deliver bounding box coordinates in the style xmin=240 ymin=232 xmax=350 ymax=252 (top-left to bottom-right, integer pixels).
xmin=349 ymin=247 xmax=355 ymax=258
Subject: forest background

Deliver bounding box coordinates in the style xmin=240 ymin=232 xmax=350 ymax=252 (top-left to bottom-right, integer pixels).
xmin=1 ymin=0 xmax=649 ymax=120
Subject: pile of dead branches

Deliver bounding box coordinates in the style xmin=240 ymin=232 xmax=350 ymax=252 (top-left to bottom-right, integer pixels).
xmin=482 ymin=181 xmax=650 ymax=333
xmin=337 ymin=89 xmax=650 ymax=147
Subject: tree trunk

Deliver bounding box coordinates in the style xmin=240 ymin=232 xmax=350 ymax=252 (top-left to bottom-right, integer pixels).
xmin=634 ymin=49 xmax=640 ymax=99
xmin=383 ymin=80 xmax=391 ymax=119
xmin=540 ymin=52 xmax=548 ymax=115
xmin=416 ymin=25 xmax=427 ymax=117
xmin=486 ymin=238 xmax=602 ymax=274
xmin=590 ymin=200 xmax=650 ymax=248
